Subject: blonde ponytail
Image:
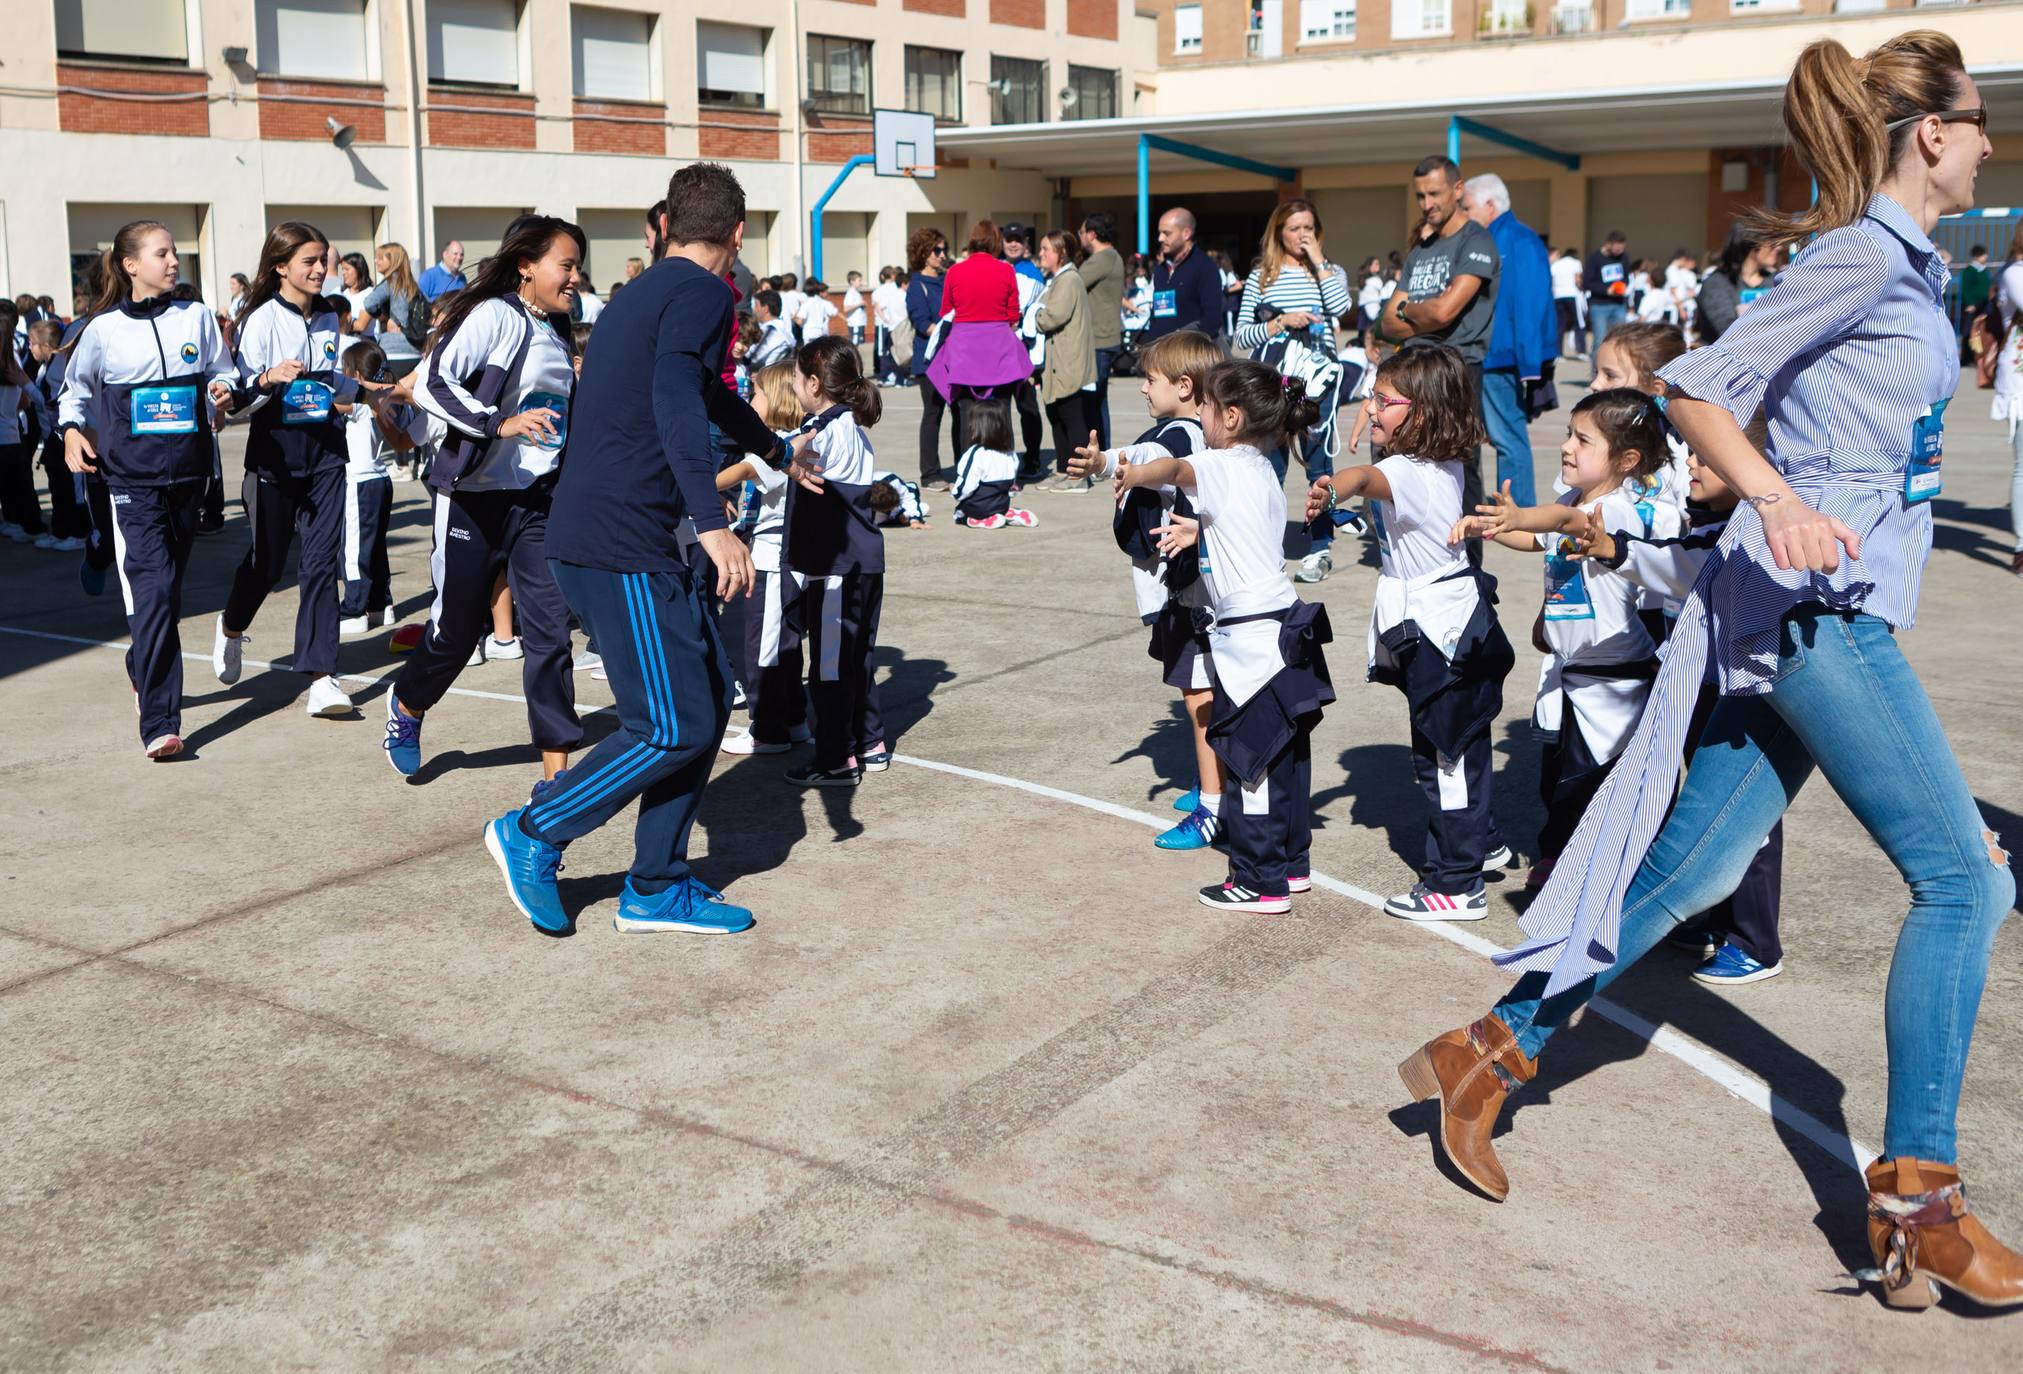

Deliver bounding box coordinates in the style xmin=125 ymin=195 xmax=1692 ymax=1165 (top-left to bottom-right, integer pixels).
xmin=1745 ymin=30 xmax=1964 ymax=241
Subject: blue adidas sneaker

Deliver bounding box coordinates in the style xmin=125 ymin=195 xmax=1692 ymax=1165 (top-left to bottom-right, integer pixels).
xmin=1172 ymin=788 xmax=1200 ymax=814
xmin=612 ymin=875 xmax=755 ymax=934
xmin=484 ymin=808 xmax=569 ymax=935
xmin=1691 ymin=942 xmax=1783 ymax=986
xmin=383 ymin=693 xmax=422 ymax=776
xmin=1155 ymin=807 xmax=1220 ymax=851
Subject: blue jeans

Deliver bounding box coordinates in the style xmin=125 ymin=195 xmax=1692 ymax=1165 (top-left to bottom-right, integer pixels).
xmin=1492 ymin=608 xmax=2012 ymax=1163
xmin=1588 ymin=302 xmax=1627 ymax=366
xmin=1093 ymin=347 xmax=1119 ymax=450
xmin=1478 ymin=367 xmax=1537 ymax=507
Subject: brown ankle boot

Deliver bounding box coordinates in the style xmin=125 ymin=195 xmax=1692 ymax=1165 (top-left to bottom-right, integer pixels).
xmin=1863 ymin=1157 xmax=2023 ymax=1310
xmin=1398 ymin=1014 xmax=1537 ymax=1202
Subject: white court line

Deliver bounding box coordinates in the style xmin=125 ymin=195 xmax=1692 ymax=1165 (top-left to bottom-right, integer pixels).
xmin=3 ymin=622 xmax=1879 ymax=1172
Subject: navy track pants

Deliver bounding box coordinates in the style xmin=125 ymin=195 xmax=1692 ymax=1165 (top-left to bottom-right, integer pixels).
xmin=109 ymin=482 xmax=203 ymax=744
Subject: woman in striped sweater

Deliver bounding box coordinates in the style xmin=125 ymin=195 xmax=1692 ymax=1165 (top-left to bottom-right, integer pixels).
xmin=1234 ymin=199 xmax=1353 ymax=583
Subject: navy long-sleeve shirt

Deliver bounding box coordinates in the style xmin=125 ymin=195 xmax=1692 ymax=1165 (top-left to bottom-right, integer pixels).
xmin=547 ymin=256 xmax=777 ymax=571
xmin=1145 ymin=247 xmax=1225 ymax=342
xmin=905 ymin=272 xmax=944 ymax=378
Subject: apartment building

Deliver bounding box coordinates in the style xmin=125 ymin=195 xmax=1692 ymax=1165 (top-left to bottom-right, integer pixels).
xmin=948 ymin=1 xmax=2023 ymax=268
xmin=0 ymin=0 xmax=1148 ymax=306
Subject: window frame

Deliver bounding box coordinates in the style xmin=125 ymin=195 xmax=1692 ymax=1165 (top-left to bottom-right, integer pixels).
xmin=55 ymin=0 xmax=198 ymax=67
xmin=426 ymin=0 xmax=526 ymax=91
xmin=903 ymin=44 xmax=962 ymax=124
xmin=805 ymin=33 xmax=872 ymax=117
xmin=572 ymin=3 xmax=658 ymax=103
xmin=694 ymin=18 xmax=769 ymax=110
xmin=1063 ymin=64 xmax=1117 ymax=122
xmin=1298 ymin=0 xmax=1357 ymax=43
xmin=254 ymin=0 xmax=377 ymax=82
xmin=1390 ymin=0 xmax=1453 ymax=39
xmin=1174 ymin=4 xmax=1203 ymax=53
xmin=989 ymin=54 xmax=1046 ymax=127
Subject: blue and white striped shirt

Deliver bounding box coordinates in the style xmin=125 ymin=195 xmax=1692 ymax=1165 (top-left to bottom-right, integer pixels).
xmin=1498 ymin=193 xmax=1956 ymax=994
xmin=1233 ymin=264 xmax=1353 ymax=354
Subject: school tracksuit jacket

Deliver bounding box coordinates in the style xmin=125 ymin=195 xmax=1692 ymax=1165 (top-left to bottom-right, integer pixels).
xmin=56 ymin=295 xmax=236 ymax=743
xmin=783 ymin=406 xmax=886 ymax=771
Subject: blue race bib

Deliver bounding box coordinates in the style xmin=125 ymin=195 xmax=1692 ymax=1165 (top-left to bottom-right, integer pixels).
xmin=520 ymin=391 xmax=570 ymax=450
xmin=280 ymin=378 xmax=334 ymax=426
xmin=1153 ymin=290 xmax=1177 ymax=318
xmin=1905 ymin=399 xmax=1944 ymax=504
xmin=1543 ymin=541 xmax=1595 ymax=621
xmin=129 ymin=385 xmax=199 ymax=436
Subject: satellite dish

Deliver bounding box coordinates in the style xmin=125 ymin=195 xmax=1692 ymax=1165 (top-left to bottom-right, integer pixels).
xmin=325 ymin=115 xmax=357 ymax=150
xmin=1058 ymin=86 xmax=1078 ymax=110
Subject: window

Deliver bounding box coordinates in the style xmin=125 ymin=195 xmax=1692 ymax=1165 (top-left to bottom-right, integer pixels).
xmin=56 ymin=0 xmax=190 ymax=64
xmin=1833 ymin=0 xmax=1886 ymax=10
xmin=1174 ymin=4 xmax=1202 ymax=52
xmin=1625 ymin=0 xmax=1689 ymax=16
xmin=428 ymin=0 xmax=521 ymax=88
xmin=990 ymin=55 xmax=1045 ymax=126
xmin=904 ymin=46 xmax=961 ymax=123
xmin=1484 ymin=0 xmax=1529 ymax=30
xmin=1063 ymin=65 xmax=1116 ymax=122
xmin=806 ymin=35 xmax=870 ymax=116
xmin=1299 ymin=0 xmax=1355 ymax=40
xmin=1390 ymin=0 xmax=1452 ymax=37
xmin=696 ymin=20 xmax=767 ymax=109
xmin=574 ymin=6 xmax=653 ymax=100
xmin=1728 ymin=0 xmax=1798 ymax=9
xmin=256 ymin=1 xmax=371 ymax=80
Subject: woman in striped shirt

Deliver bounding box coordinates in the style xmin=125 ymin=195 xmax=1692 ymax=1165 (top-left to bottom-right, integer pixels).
xmin=1234 ymin=199 xmax=1352 ymax=583
xmin=1399 ymin=30 xmax=2022 ymax=1311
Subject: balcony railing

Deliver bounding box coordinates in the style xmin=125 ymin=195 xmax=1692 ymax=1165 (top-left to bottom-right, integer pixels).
xmin=1549 ymin=2 xmax=1595 ymax=32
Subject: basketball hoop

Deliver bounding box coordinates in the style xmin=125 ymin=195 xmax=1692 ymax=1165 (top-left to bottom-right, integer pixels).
xmin=873 ymin=109 xmax=938 ymax=180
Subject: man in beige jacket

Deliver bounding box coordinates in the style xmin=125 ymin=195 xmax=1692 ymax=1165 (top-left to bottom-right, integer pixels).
xmin=1077 ymin=212 xmax=1124 ymax=448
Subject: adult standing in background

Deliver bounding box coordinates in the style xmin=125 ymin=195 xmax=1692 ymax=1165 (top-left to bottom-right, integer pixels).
xmin=1233 ymin=197 xmax=1353 ymax=583
xmin=1696 ymin=225 xmax=1784 ymax=345
xmin=927 ymin=220 xmax=1034 ymax=477
xmin=1550 ymin=247 xmax=1585 ymax=357
xmin=1079 ymin=213 xmax=1125 ymax=449
xmin=905 ymin=227 xmax=952 ymax=487
xmin=1032 ymin=229 xmax=1096 ymax=489
xmin=1995 ymin=225 xmax=2023 ymax=575
xmin=360 ymin=243 xmax=427 ymax=378
xmin=1004 ymin=225 xmax=1044 ymax=290
xmin=1464 ymin=173 xmax=1553 ymax=507
xmin=1582 ymin=230 xmax=1630 ymax=363
xmin=418 ymin=240 xmax=467 ymax=300
xmin=1145 ymin=207 xmax=1224 ymax=342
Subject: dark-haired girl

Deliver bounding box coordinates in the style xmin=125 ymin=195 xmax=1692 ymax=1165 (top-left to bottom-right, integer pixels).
xmin=1453 ymin=389 xmax=1679 ymax=877
xmin=218 ymin=220 xmax=358 ymax=719
xmin=56 ymin=220 xmax=237 ymax=758
xmin=1307 ymin=343 xmax=1513 ymax=921
xmin=782 ymin=335 xmax=887 ymax=787
xmin=1117 ymin=358 xmax=1334 ymax=915
xmin=381 ymin=217 xmax=586 ymax=782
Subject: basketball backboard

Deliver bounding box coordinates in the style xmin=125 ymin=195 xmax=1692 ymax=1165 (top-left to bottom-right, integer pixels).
xmin=873 ymin=108 xmax=938 ymax=180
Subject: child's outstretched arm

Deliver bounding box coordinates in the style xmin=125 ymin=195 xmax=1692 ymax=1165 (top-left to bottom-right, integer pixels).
xmin=1449 ymin=481 xmax=1580 ymax=549
xmin=1153 ymin=513 xmax=1198 ymax=557
xmin=1117 ymin=455 xmax=1195 ymax=497
xmin=1306 ymin=463 xmax=1393 ymax=522
xmin=714 ymin=458 xmax=759 ymax=491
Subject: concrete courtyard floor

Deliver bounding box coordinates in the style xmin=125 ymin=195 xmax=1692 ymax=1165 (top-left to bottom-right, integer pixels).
xmin=3 ymin=364 xmax=2022 ymax=1372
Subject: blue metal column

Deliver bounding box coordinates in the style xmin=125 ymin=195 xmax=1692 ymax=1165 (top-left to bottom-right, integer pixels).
xmin=1138 ymin=134 xmax=1151 ymax=257
xmin=1135 ymin=133 xmax=1296 ymax=255
xmin=1448 ymin=115 xmax=1461 ymax=168
xmin=810 ymin=154 xmax=875 ymax=281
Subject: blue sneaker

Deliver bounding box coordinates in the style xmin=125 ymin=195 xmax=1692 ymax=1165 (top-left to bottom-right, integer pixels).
xmin=382 ymin=693 xmax=422 ymax=776
xmin=80 ymin=558 xmax=107 ymax=598
xmin=484 ymin=808 xmax=569 ymax=935
xmin=1155 ymin=807 xmax=1220 ymax=851
xmin=1691 ymin=942 xmax=1782 ymax=986
xmin=612 ymin=875 xmax=755 ymax=934
xmin=1172 ymin=788 xmax=1200 ymax=814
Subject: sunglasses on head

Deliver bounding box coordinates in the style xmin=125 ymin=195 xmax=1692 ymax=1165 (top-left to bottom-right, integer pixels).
xmin=1885 ymin=104 xmax=1988 ymax=133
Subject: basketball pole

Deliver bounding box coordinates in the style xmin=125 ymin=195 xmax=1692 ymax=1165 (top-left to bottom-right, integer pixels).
xmin=810 ymin=155 xmax=876 ymax=282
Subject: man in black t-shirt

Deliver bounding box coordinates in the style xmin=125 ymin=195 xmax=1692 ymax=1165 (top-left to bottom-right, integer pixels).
xmin=1583 ymin=230 xmax=1630 ymax=364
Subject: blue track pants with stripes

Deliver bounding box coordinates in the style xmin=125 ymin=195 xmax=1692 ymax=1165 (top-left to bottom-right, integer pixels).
xmin=523 ymin=560 xmax=734 ymax=891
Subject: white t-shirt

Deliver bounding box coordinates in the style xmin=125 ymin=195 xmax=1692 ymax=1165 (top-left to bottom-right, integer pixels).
xmin=343 ymin=400 xmax=429 ymax=481
xmin=576 ymin=290 xmax=604 ymax=324
xmin=747 ymin=451 xmax=791 ymax=572
xmin=811 ymin=409 xmax=874 ymax=485
xmin=1550 ymin=256 xmax=1583 ymax=300
xmin=1371 ymin=455 xmax=1465 ymax=583
xmin=842 ymin=287 xmax=866 ymax=329
xmin=779 ymin=290 xmax=807 ymax=330
xmin=798 ymin=294 xmax=838 ymax=338
xmin=1182 ymin=444 xmax=1296 ymax=620
xmin=1536 ymin=483 xmax=1680 ymax=667
xmin=872 ymin=281 xmax=906 ymax=329
xmin=1358 ymin=274 xmax=1389 ymax=315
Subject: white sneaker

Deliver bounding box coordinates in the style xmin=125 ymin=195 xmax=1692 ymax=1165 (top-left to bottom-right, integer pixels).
xmin=379 ymin=604 xmax=400 ymax=628
xmin=213 ymin=616 xmax=247 ymax=685
xmin=34 ymin=532 xmax=61 ymax=549
xmin=591 ymin=661 xmax=608 ymax=682
xmin=486 ymin=635 xmax=524 ymax=661
xmin=47 ymin=535 xmax=86 ymax=552
xmin=467 ymin=642 xmax=485 ymax=668
xmin=338 ymin=616 xmax=372 ymax=636
xmin=1482 ymin=845 xmax=1514 ymax=873
xmin=306 ymin=675 xmax=354 ymax=717
xmin=573 ymin=651 xmax=603 ymax=674
xmin=1 ymin=522 xmax=32 ymax=544
xmin=732 ymin=679 xmax=748 ymax=710
xmin=720 ymin=728 xmax=792 ymax=755
xmin=1292 ymin=549 xmax=1333 ymax=584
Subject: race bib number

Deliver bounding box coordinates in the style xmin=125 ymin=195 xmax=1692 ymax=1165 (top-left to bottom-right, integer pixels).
xmin=1905 ymin=399 xmax=1944 ymax=504
xmin=1153 ymin=290 xmax=1177 ymax=319
xmin=520 ymin=391 xmax=570 ymax=450
xmin=129 ymin=385 xmax=199 ymax=436
xmin=280 ymin=378 xmax=334 ymax=426
xmin=1543 ymin=542 xmax=1595 ymax=621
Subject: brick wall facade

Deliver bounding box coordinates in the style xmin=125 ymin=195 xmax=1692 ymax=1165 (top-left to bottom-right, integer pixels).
xmin=573 ymin=99 xmax=665 ymax=156
xmin=698 ymin=108 xmax=781 ymax=161
xmin=425 ymin=88 xmax=536 ymax=150
xmin=1066 ymin=0 xmax=1116 ymax=40
xmin=257 ymin=79 xmax=387 ymax=143
xmin=807 ymin=113 xmax=873 ymax=164
xmin=56 ymin=63 xmax=209 ymax=137
xmin=991 ymin=0 xmax=1044 ymax=27
xmin=904 ymin=0 xmax=965 ymax=13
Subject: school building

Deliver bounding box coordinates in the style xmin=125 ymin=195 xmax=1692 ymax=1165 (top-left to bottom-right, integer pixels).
xmin=1 ymin=2 xmax=2019 ymax=308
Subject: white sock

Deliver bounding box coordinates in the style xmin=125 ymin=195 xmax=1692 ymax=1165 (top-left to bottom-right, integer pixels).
xmin=1197 ymin=792 xmax=1222 ymax=817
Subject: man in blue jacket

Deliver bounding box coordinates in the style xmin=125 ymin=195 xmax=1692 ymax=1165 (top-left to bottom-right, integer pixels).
xmin=481 ymin=162 xmax=809 ymax=938
xmin=1464 ymin=174 xmax=1555 ymax=507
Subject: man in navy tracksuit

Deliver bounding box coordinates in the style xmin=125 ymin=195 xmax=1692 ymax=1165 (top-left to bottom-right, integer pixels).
xmin=482 ymin=163 xmax=801 ymax=936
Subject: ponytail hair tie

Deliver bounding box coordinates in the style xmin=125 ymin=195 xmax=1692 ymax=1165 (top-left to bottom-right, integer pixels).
xmin=1280 ymin=374 xmax=1303 ymax=398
